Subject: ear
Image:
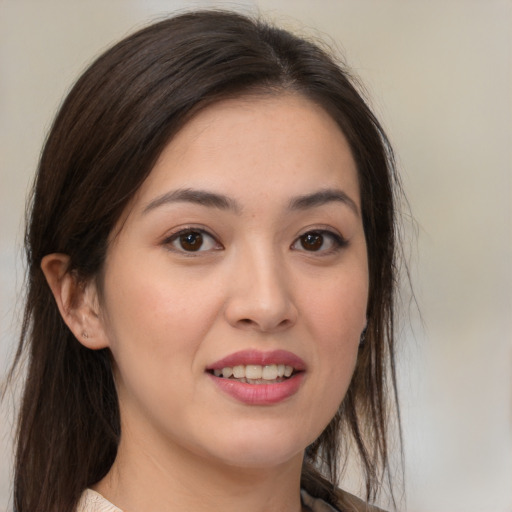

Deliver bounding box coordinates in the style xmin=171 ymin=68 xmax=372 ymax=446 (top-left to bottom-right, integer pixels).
xmin=41 ymin=253 xmax=110 ymax=350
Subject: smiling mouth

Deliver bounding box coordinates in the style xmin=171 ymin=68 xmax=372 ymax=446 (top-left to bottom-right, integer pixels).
xmin=207 ymin=364 xmax=298 ymax=384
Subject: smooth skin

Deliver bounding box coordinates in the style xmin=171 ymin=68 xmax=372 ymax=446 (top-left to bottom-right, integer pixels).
xmin=42 ymin=94 xmax=369 ymax=512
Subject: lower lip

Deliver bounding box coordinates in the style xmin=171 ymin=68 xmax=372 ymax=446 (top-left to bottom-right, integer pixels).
xmin=207 ymin=373 xmax=304 ymax=405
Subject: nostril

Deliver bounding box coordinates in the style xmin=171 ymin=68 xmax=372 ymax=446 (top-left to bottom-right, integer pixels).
xmin=239 ymin=318 xmax=254 ymax=325
xmin=235 ymin=317 xmax=293 ymax=332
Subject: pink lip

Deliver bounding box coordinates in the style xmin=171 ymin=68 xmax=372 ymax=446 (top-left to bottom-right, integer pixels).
xmin=206 ymin=349 xmax=306 ymax=371
xmin=207 ymin=373 xmax=304 ymax=405
xmin=206 ymin=350 xmax=306 ymax=405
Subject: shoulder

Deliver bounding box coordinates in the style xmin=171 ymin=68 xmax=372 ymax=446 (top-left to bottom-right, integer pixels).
xmin=334 ymin=488 xmax=387 ymax=512
xmin=302 ymin=488 xmax=387 ymax=512
xmin=78 ymin=487 xmax=384 ymax=512
xmin=76 ymin=489 xmax=123 ymax=512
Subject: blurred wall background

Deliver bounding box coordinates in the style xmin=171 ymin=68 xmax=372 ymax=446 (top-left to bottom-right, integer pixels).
xmin=1 ymin=1 xmax=511 ymax=511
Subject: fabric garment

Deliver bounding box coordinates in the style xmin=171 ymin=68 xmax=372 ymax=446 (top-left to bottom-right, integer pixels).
xmin=77 ymin=490 xmax=121 ymax=512
xmin=76 ymin=487 xmax=382 ymax=512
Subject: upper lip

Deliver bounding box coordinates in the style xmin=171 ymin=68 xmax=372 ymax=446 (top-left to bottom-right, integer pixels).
xmin=206 ymin=349 xmax=306 ymax=371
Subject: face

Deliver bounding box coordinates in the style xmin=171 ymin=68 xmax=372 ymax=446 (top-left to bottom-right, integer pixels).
xmin=96 ymin=94 xmax=368 ymax=471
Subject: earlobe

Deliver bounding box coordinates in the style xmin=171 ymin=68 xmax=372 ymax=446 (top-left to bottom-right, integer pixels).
xmin=40 ymin=253 xmax=110 ymax=350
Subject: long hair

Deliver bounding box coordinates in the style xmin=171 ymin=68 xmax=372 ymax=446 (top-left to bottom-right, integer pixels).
xmin=8 ymin=10 xmax=402 ymax=511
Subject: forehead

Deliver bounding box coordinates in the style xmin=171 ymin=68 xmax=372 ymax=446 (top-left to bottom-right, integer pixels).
xmin=133 ymin=93 xmax=360 ymax=213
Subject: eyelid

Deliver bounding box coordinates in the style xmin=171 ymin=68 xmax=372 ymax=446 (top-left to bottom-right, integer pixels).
xmin=162 ymin=226 xmax=223 ymax=254
xmin=291 ymin=227 xmax=348 ymax=254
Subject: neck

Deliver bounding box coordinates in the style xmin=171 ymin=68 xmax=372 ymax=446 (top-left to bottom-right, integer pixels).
xmin=94 ymin=427 xmax=305 ymax=512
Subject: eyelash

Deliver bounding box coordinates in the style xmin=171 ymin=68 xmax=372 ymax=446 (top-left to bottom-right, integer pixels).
xmin=291 ymin=229 xmax=348 ymax=255
xmin=162 ymin=227 xmax=348 ymax=255
xmin=162 ymin=227 xmax=223 ymax=255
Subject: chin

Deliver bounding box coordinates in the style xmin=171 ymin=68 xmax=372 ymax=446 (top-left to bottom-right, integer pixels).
xmin=213 ymin=444 xmax=304 ymax=470
xmin=199 ymin=423 xmax=316 ymax=470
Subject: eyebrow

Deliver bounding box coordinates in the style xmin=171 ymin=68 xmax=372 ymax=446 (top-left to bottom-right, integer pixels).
xmin=142 ymin=186 xmax=359 ymax=217
xmin=142 ymin=188 xmax=242 ymax=215
xmin=289 ymin=189 xmax=360 ymax=217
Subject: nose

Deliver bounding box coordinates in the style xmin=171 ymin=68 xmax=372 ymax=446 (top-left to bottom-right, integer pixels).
xmin=224 ymin=249 xmax=298 ymax=334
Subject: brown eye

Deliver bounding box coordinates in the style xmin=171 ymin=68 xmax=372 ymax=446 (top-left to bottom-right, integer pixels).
xmin=179 ymin=231 xmax=203 ymax=251
xmin=300 ymin=232 xmax=324 ymax=251
xmin=166 ymin=229 xmax=220 ymax=253
xmin=292 ymin=229 xmax=347 ymax=254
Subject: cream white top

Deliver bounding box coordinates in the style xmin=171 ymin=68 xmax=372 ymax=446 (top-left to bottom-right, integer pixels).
xmin=76 ymin=488 xmax=339 ymax=511
xmin=76 ymin=489 xmax=122 ymax=512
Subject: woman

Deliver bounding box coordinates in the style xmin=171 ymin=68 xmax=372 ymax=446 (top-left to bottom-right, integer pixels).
xmin=9 ymin=10 xmax=402 ymax=512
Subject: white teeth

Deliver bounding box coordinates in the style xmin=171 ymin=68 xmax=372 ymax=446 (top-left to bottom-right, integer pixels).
xmin=233 ymin=365 xmax=245 ymax=378
xmin=262 ymin=364 xmax=278 ymax=380
xmin=246 ymin=365 xmax=262 ymax=379
xmin=212 ymin=364 xmax=296 ymax=380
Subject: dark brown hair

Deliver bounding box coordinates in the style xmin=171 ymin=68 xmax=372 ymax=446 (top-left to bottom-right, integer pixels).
xmin=8 ymin=10 xmax=402 ymax=512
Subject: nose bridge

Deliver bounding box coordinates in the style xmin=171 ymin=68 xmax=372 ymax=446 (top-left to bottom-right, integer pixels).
xmin=225 ymin=239 xmax=297 ymax=332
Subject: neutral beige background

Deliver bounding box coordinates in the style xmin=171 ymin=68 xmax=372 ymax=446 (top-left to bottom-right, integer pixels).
xmin=1 ymin=1 xmax=511 ymax=511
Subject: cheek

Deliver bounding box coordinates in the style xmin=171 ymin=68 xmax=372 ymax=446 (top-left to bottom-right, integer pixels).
xmin=98 ymin=259 xmax=227 ymax=405
xmin=99 ymin=272 xmax=214 ymax=426
xmin=101 ymin=258 xmax=217 ymax=344
xmin=307 ymin=269 xmax=368 ymax=340
xmin=302 ymin=265 xmax=368 ymax=411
